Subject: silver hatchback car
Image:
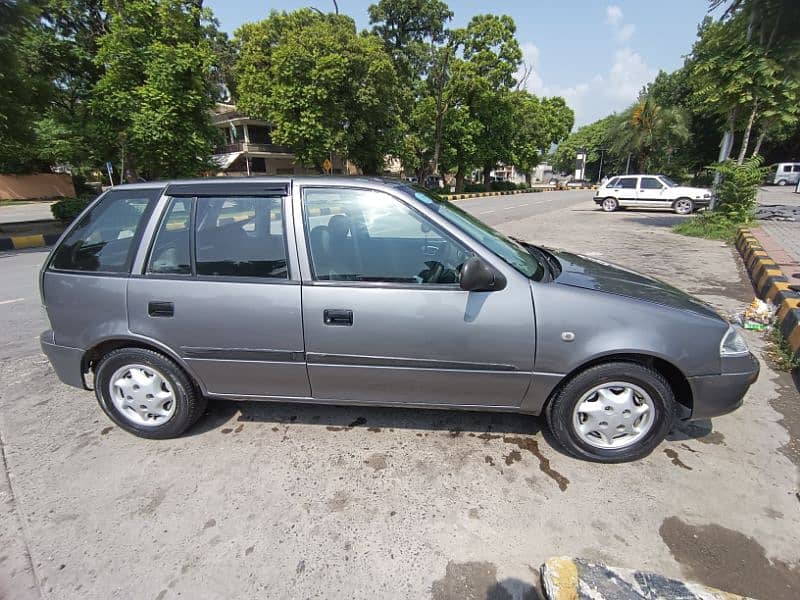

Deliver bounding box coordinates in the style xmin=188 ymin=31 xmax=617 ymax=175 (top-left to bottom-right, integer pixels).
xmin=40 ymin=178 xmax=758 ymax=462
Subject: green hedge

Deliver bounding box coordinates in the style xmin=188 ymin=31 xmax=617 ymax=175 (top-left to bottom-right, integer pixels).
xmin=51 ymin=194 xmax=96 ymax=223
xmin=463 ymin=181 xmax=528 ymax=193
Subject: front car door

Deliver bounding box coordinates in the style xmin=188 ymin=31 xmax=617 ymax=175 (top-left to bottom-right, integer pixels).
xmin=638 ymin=176 xmax=667 ymax=208
xmin=127 ymin=182 xmax=310 ymax=399
xmin=295 ymin=184 xmax=536 ymax=409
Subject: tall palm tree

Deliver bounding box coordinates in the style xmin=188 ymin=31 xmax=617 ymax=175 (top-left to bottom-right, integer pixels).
xmin=611 ymin=95 xmax=689 ymax=173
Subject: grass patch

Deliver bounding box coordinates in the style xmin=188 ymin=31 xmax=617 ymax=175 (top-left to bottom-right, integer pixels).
xmin=766 ymin=327 xmax=800 ymax=372
xmin=672 ymin=212 xmax=750 ymax=242
xmin=0 ymin=199 xmax=33 ymax=206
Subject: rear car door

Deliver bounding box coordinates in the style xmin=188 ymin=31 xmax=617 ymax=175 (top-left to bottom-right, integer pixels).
xmin=295 ymin=185 xmax=535 ymax=408
xmin=613 ymin=176 xmax=638 ymax=204
xmin=127 ymin=182 xmax=310 ymax=399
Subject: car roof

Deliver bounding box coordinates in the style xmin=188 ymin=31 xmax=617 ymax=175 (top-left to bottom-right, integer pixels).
xmin=107 ymin=175 xmax=410 ymax=193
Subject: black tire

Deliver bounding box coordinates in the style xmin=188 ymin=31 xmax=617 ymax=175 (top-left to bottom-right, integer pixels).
xmin=545 ymin=362 xmax=675 ymax=463
xmin=601 ymin=197 xmax=619 ymax=212
xmin=777 ymin=179 xmax=787 ymax=186
xmin=94 ymin=347 xmax=206 ymax=439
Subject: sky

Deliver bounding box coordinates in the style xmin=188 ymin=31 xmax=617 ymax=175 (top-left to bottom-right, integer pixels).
xmin=206 ymin=0 xmax=721 ymax=128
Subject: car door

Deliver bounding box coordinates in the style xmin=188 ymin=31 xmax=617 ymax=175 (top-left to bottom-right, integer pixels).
xmin=638 ymin=176 xmax=666 ymax=208
xmin=127 ymin=182 xmax=310 ymax=399
xmin=613 ymin=176 xmax=638 ymax=205
xmin=295 ymin=185 xmax=535 ymax=408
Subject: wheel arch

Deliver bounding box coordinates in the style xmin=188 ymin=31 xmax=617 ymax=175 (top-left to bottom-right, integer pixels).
xmin=82 ymin=336 xmax=206 ymax=394
xmin=543 ymin=352 xmax=692 ymax=415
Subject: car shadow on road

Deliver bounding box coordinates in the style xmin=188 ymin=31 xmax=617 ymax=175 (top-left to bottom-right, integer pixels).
xmin=667 ymin=418 xmax=724 ymax=444
xmin=618 ymin=213 xmax=689 ymax=229
xmin=191 ymin=397 xmax=545 ymax=438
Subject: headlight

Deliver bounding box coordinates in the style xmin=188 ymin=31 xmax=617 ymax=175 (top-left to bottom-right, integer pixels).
xmin=720 ymin=325 xmax=749 ymax=356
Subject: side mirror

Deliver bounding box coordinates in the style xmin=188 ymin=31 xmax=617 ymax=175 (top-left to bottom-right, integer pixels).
xmin=460 ymin=256 xmax=507 ymax=292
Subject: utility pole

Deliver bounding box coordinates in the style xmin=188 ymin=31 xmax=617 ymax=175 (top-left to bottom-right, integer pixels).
xmin=597 ymin=148 xmax=605 ymax=183
xmin=625 ymin=153 xmax=631 ymax=175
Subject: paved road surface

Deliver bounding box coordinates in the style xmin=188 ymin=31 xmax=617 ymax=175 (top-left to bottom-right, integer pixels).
xmin=454 ymin=189 xmax=591 ymax=226
xmin=0 ymin=201 xmax=56 ymax=224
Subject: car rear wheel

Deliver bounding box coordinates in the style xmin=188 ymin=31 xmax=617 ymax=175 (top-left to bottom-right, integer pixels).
xmin=546 ymin=362 xmax=675 ymax=462
xmin=673 ymin=198 xmax=694 ymax=215
xmin=601 ymin=197 xmax=619 ymax=212
xmin=94 ymin=347 xmax=206 ymax=439
xmin=777 ymin=179 xmax=788 ymax=186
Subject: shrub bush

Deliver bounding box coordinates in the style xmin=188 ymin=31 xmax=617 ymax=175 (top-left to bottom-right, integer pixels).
xmin=51 ymin=194 xmax=96 ymax=222
xmin=464 ymin=182 xmax=487 ymax=193
xmin=711 ymin=156 xmax=766 ymax=222
xmin=488 ymin=180 xmax=518 ymax=192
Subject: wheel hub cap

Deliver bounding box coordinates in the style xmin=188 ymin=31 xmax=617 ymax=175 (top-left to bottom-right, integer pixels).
xmin=676 ymin=200 xmax=691 ymax=213
xmin=572 ymin=382 xmax=655 ymax=449
xmin=109 ymin=364 xmax=176 ymax=427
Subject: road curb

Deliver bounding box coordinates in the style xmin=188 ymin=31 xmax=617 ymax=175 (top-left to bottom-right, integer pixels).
xmin=541 ymin=557 xmax=749 ymax=600
xmin=442 ymin=186 xmax=597 ymax=201
xmin=0 ymin=232 xmax=62 ymax=251
xmin=736 ymin=228 xmax=800 ymax=359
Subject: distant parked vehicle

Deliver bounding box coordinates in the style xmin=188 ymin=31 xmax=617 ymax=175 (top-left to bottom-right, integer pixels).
xmin=594 ymin=174 xmax=712 ymax=215
xmin=565 ymin=179 xmax=591 ymax=188
xmin=766 ymin=162 xmax=800 ymax=186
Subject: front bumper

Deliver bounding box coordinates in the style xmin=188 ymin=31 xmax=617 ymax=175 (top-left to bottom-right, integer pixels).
xmin=687 ymin=352 xmax=760 ymax=420
xmin=40 ymin=330 xmax=87 ymax=389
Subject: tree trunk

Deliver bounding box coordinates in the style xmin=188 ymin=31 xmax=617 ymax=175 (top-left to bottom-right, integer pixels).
xmin=719 ymin=107 xmax=738 ymax=163
xmin=737 ymin=100 xmax=759 ymax=164
xmin=751 ymin=130 xmax=766 ymax=157
xmin=483 ymin=163 xmax=492 ymax=186
xmin=525 ymin=172 xmax=532 ymax=187
xmin=455 ymin=164 xmax=465 ymax=193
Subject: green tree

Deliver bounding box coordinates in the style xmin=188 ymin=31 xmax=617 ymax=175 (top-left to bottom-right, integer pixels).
xmin=609 ymin=95 xmax=690 ymax=174
xmin=0 ymin=1 xmax=52 ymax=172
xmin=552 ymin=116 xmax=618 ymax=181
xmin=92 ymin=0 xmax=222 ymax=180
xmin=510 ymin=93 xmax=574 ymax=186
xmin=234 ymin=10 xmax=401 ymax=174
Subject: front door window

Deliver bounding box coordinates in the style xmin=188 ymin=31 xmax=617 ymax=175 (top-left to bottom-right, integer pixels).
xmin=302 ymin=188 xmax=472 ymax=285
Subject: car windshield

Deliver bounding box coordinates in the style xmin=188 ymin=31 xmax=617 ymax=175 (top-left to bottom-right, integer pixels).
xmin=659 ymin=175 xmax=679 ymax=187
xmin=406 ymin=186 xmax=546 ymax=281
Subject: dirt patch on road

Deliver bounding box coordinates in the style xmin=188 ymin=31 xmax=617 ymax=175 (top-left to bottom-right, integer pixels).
xmin=659 ymin=516 xmax=800 ymax=600
xmin=431 ymin=561 xmax=540 ymax=600
xmin=769 ymin=372 xmax=800 ymax=472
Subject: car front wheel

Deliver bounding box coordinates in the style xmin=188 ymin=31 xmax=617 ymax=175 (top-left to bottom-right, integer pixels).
xmin=546 ymin=362 xmax=675 ymax=462
xmin=777 ymin=179 xmax=788 ymax=186
xmin=94 ymin=347 xmax=206 ymax=439
xmin=673 ymin=198 xmax=694 ymax=215
xmin=601 ymin=197 xmax=619 ymax=212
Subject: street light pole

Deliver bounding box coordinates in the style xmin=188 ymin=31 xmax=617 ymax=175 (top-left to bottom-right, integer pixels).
xmin=625 ymin=153 xmax=631 ymax=175
xmin=597 ymin=148 xmax=605 ymax=183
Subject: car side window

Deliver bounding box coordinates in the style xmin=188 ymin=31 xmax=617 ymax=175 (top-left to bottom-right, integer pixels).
xmin=148 ymin=198 xmax=192 ymax=275
xmin=303 ymin=187 xmax=472 ymax=284
xmin=793 ymin=165 xmax=800 ymax=172
xmin=607 ymin=177 xmax=619 ymax=187
xmin=50 ymin=188 xmax=159 ymax=274
xmin=782 ymin=165 xmax=792 ymax=172
xmin=194 ymin=196 xmax=287 ymax=279
xmin=617 ymin=177 xmax=637 ymax=189
xmin=640 ymin=177 xmax=663 ymax=190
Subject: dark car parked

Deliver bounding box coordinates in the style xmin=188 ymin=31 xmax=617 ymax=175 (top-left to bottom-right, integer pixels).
xmin=40 ymin=177 xmax=758 ymax=462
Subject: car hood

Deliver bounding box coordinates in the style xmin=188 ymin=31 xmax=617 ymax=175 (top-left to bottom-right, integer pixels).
xmin=550 ymin=250 xmax=724 ymax=321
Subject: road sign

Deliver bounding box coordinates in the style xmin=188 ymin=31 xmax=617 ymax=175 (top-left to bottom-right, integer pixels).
xmin=323 ymin=159 xmax=332 ymax=174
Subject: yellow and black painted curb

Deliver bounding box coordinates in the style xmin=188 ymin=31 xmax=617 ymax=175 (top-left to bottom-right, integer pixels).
xmin=443 ymin=188 xmax=543 ymax=201
xmin=0 ymin=232 xmax=62 ymax=251
xmin=736 ymin=228 xmax=800 ymax=359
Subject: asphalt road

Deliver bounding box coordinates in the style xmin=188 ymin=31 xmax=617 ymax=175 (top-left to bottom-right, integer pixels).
xmin=453 ymin=189 xmax=591 ymax=226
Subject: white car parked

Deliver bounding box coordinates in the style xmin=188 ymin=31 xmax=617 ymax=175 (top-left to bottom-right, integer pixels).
xmin=593 ymin=174 xmax=713 ymax=215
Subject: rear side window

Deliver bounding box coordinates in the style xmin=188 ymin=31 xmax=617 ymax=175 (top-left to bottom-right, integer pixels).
xmin=194 ymin=196 xmax=287 ymax=279
xmin=782 ymin=165 xmax=792 ymax=172
xmin=793 ymin=165 xmax=800 ymax=172
xmin=50 ymin=189 xmax=159 ymax=273
xmin=640 ymin=177 xmax=663 ymax=189
xmin=617 ymin=177 xmax=637 ymax=189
